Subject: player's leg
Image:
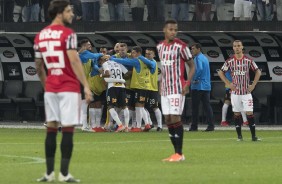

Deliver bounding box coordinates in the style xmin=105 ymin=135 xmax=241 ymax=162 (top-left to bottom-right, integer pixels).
xmin=231 ymin=94 xmax=243 ymax=141
xmin=243 ymin=94 xmax=260 ymax=141
xmin=241 ymin=111 xmax=249 ymax=126
xmin=221 ymin=90 xmax=231 ymax=126
xmin=150 ymin=91 xmax=163 ymax=130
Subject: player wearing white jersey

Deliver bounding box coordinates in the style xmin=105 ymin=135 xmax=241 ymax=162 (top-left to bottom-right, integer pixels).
xmin=100 ymin=58 xmax=130 ymax=132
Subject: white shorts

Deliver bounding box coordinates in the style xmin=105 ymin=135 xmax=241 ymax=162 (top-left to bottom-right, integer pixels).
xmin=234 ymin=0 xmax=252 ymax=18
xmin=44 ymin=92 xmax=81 ymax=126
xmin=161 ymin=94 xmax=185 ymax=115
xmin=231 ymin=93 xmax=253 ymax=112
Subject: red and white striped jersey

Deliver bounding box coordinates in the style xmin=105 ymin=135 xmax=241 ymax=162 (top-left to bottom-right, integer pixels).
xmin=34 ymin=24 xmax=80 ymax=93
xmin=157 ymin=38 xmax=192 ymax=96
xmin=221 ymin=55 xmax=259 ymax=95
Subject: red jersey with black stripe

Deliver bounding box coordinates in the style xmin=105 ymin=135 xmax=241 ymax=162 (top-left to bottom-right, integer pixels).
xmin=157 ymin=38 xmax=192 ymax=96
xmin=34 ymin=24 xmax=80 ymax=93
xmin=221 ymin=55 xmax=259 ymax=95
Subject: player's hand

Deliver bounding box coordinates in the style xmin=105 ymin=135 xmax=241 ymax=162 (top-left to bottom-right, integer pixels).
xmin=228 ymin=83 xmax=236 ymax=91
xmin=84 ymin=87 xmax=93 ymax=104
xmin=248 ymin=84 xmax=255 ymax=93
xmin=182 ymin=84 xmax=190 ymax=95
xmin=102 ymin=55 xmax=110 ymax=60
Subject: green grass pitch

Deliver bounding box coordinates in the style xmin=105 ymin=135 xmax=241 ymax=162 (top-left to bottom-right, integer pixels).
xmin=0 ymin=128 xmax=282 ymax=184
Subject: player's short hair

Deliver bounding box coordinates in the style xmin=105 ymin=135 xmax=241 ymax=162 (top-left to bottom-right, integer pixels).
xmin=233 ymin=40 xmax=243 ymax=45
xmin=119 ymin=43 xmax=128 ymax=48
xmin=79 ymin=39 xmax=90 ymax=47
xmin=48 ymin=0 xmax=70 ymax=21
xmin=191 ymin=43 xmax=202 ymax=50
xmin=132 ymin=46 xmax=142 ymax=53
xmin=164 ymin=19 xmax=178 ymax=27
xmin=146 ymin=48 xmax=155 ymax=53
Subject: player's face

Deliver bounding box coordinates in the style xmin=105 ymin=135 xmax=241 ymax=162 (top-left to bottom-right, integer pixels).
xmin=61 ymin=5 xmax=74 ymax=25
xmin=233 ymin=41 xmax=243 ymax=55
xmin=100 ymin=48 xmax=107 ymax=54
xmin=85 ymin=42 xmax=92 ymax=51
xmin=131 ymin=50 xmax=138 ymax=58
xmin=145 ymin=50 xmax=155 ymax=60
xmin=191 ymin=46 xmax=200 ymax=56
xmin=119 ymin=47 xmax=128 ymax=57
xmin=164 ymin=23 xmax=178 ymax=41
xmin=114 ymin=43 xmax=120 ymax=53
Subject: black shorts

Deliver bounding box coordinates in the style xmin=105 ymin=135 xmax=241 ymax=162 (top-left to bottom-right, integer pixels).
xmin=107 ymin=87 xmax=127 ymax=108
xmin=126 ymin=89 xmax=135 ymax=108
xmin=80 ymin=84 xmax=85 ymax=99
xmin=134 ymin=89 xmax=148 ymax=104
xmin=224 ymin=89 xmax=231 ymax=101
xmin=145 ymin=90 xmax=159 ymax=109
xmin=92 ymin=90 xmax=106 ymax=103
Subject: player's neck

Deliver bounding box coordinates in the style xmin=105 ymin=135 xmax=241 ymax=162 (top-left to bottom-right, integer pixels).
xmin=235 ymin=53 xmax=244 ymax=60
xmin=51 ymin=18 xmax=65 ymax=26
xmin=165 ymin=38 xmax=174 ymax=44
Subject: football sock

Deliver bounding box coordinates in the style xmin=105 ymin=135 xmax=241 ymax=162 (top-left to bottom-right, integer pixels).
xmin=247 ymin=114 xmax=256 ymax=137
xmin=135 ymin=107 xmax=142 ymax=128
xmin=80 ymin=100 xmax=88 ymax=127
xmin=94 ymin=108 xmax=102 ymax=127
xmin=89 ymin=108 xmax=95 ymax=128
xmin=174 ymin=121 xmax=184 ymax=155
xmin=145 ymin=108 xmax=152 ymax=125
xmin=131 ymin=110 xmax=136 ymax=128
xmin=109 ymin=108 xmax=122 ymax=126
xmin=154 ymin=108 xmax=162 ymax=128
xmin=141 ymin=107 xmax=149 ymax=125
xmin=222 ymin=103 xmax=229 ymax=121
xmin=124 ymin=107 xmax=129 ymax=127
xmin=167 ymin=123 xmax=176 ymax=153
xmin=45 ymin=127 xmax=57 ymax=175
xmin=60 ymin=127 xmax=74 ymax=176
xmin=234 ymin=114 xmax=242 ymax=137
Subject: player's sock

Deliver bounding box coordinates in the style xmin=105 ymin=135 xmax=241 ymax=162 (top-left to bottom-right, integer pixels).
xmin=89 ymin=108 xmax=95 ymax=128
xmin=117 ymin=108 xmax=125 ymax=123
xmin=109 ymin=108 xmax=122 ymax=126
xmin=124 ymin=107 xmax=129 ymax=127
xmin=234 ymin=114 xmax=242 ymax=137
xmin=222 ymin=103 xmax=229 ymax=121
xmin=60 ymin=127 xmax=74 ymax=176
xmin=45 ymin=127 xmax=57 ymax=175
xmin=80 ymin=100 xmax=88 ymax=128
xmin=144 ymin=108 xmax=153 ymax=125
xmin=131 ymin=110 xmax=137 ymax=128
xmin=135 ymin=107 xmax=142 ymax=128
xmin=167 ymin=123 xmax=177 ymax=153
xmin=154 ymin=108 xmax=162 ymax=128
xmin=174 ymin=121 xmax=184 ymax=155
xmin=247 ymin=114 xmax=256 ymax=137
xmin=241 ymin=111 xmax=248 ymax=122
xmin=94 ymin=108 xmax=102 ymax=127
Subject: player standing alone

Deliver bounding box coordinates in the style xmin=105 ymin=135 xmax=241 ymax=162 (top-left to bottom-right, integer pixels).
xmin=218 ymin=40 xmax=261 ymax=141
xmin=157 ymin=19 xmax=195 ymax=162
xmin=34 ymin=0 xmax=92 ymax=182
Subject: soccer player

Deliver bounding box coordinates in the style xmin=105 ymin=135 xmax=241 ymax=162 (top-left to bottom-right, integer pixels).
xmin=218 ymin=40 xmax=261 ymax=141
xmin=99 ymin=57 xmax=130 ymax=132
xmin=78 ymin=39 xmax=103 ymax=131
xmin=220 ymin=70 xmax=249 ymax=127
xmin=144 ymin=48 xmax=163 ymax=131
xmin=111 ymin=46 xmax=156 ymax=132
xmin=157 ymin=19 xmax=195 ymax=162
xmin=34 ymin=0 xmax=92 ymax=182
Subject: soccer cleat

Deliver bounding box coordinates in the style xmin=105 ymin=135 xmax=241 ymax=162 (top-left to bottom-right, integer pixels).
xmin=252 ymin=136 xmax=261 ymax=141
xmin=237 ymin=135 xmax=243 ymax=141
xmin=37 ymin=171 xmax=55 ymax=182
xmin=143 ymin=124 xmax=151 ymax=132
xmin=58 ymin=172 xmax=80 ymax=183
xmin=115 ymin=125 xmax=125 ymax=132
xmin=243 ymin=121 xmax=249 ymax=126
xmin=124 ymin=127 xmax=129 ymax=132
xmin=92 ymin=127 xmax=107 ymax=132
xmin=156 ymin=127 xmax=163 ymax=132
xmin=162 ymin=153 xmax=185 ymax=162
xmin=81 ymin=126 xmax=90 ymax=132
xmin=150 ymin=124 xmax=155 ymax=129
xmin=220 ymin=121 xmax=229 ymax=126
xmin=130 ymin=127 xmax=142 ymax=132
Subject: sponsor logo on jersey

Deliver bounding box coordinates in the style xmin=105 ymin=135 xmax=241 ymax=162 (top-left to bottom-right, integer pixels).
xmin=162 ymin=60 xmax=175 ymax=66
xmin=273 ymin=66 xmax=282 ymax=76
xmin=207 ymin=50 xmax=220 ymax=58
xmin=13 ymin=39 xmax=25 ymax=44
xmin=249 ymin=50 xmax=261 ymax=58
xmin=39 ymin=29 xmax=63 ymax=40
xmin=25 ymin=66 xmax=37 ymax=76
xmin=3 ymin=50 xmax=15 ymax=58
xmin=233 ymin=70 xmax=246 ymax=75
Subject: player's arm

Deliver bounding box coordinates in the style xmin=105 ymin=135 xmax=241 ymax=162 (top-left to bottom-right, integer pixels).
xmin=182 ymin=58 xmax=195 ymax=95
xmin=100 ymin=61 xmax=110 ymax=78
xmin=35 ymin=58 xmax=46 ymax=89
xmin=110 ymin=57 xmax=139 ymax=68
xmin=138 ymin=55 xmax=156 ymax=69
xmin=248 ymin=61 xmax=261 ymax=92
xmin=218 ymin=65 xmax=235 ymax=91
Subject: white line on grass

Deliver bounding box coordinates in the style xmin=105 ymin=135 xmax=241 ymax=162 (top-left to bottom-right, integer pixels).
xmin=0 ymin=154 xmax=45 ymax=164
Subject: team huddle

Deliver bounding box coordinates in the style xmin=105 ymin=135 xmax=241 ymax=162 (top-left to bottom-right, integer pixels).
xmin=78 ymin=41 xmax=163 ymax=133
